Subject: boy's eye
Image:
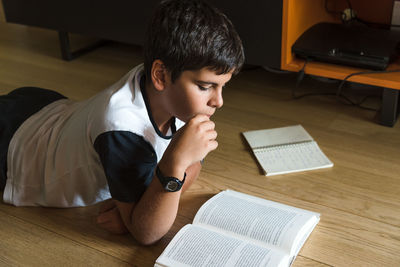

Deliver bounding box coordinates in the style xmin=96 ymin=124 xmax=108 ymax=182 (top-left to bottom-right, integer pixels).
xmin=198 ymin=85 xmax=210 ymax=91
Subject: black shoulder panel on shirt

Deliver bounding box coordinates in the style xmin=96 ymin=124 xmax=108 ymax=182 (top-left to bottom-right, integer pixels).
xmin=93 ymin=131 xmax=157 ymax=203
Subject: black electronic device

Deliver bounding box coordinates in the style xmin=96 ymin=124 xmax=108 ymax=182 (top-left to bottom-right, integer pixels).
xmin=292 ymin=22 xmax=400 ymax=70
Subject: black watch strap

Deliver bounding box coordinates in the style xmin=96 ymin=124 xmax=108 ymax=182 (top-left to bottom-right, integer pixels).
xmin=156 ymin=166 xmax=186 ymax=192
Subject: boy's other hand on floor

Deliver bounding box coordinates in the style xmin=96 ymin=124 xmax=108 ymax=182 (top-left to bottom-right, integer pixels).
xmin=96 ymin=199 xmax=129 ymax=235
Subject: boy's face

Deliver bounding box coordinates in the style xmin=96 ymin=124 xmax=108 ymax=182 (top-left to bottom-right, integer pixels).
xmin=164 ymin=67 xmax=233 ymax=122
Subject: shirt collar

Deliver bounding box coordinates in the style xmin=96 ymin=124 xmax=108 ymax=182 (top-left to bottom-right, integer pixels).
xmin=139 ymin=75 xmax=176 ymax=140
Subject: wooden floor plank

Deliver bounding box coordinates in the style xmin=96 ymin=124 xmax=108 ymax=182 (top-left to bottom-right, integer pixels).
xmin=0 ymin=210 xmax=132 ymax=266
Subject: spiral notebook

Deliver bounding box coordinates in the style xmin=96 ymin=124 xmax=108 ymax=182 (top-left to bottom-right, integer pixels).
xmin=243 ymin=125 xmax=333 ymax=176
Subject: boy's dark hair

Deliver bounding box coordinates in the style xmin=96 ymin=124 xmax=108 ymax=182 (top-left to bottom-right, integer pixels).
xmin=144 ymin=0 xmax=245 ymax=82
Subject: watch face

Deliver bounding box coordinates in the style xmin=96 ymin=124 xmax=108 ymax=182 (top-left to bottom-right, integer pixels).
xmin=166 ymin=180 xmax=179 ymax=192
xmin=156 ymin=166 xmax=185 ymax=192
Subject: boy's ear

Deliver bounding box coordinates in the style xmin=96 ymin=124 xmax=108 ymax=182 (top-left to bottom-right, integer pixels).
xmin=151 ymin=60 xmax=169 ymax=91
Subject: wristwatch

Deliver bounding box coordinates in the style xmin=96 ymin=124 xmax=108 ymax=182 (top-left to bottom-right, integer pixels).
xmin=156 ymin=166 xmax=186 ymax=192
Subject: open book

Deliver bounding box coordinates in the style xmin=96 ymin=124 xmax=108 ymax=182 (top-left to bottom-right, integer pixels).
xmin=242 ymin=125 xmax=333 ymax=176
xmin=155 ymin=190 xmax=320 ymax=267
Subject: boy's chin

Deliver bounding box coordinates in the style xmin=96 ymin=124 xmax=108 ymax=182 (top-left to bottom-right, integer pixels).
xmin=175 ymin=115 xmax=190 ymax=123
xmin=177 ymin=113 xmax=213 ymax=123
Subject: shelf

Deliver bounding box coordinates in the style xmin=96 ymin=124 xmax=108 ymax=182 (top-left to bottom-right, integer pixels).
xmin=284 ymin=58 xmax=400 ymax=90
xmin=281 ymin=0 xmax=399 ymax=90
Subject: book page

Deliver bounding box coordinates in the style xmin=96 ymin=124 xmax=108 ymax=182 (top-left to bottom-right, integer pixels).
xmin=155 ymin=224 xmax=289 ymax=267
xmin=193 ymin=190 xmax=320 ymax=256
xmin=242 ymin=125 xmax=313 ymax=149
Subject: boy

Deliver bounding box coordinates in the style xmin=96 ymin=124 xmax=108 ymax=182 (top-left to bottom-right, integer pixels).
xmin=0 ymin=0 xmax=244 ymax=245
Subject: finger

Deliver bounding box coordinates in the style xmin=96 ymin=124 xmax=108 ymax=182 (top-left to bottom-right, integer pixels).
xmin=97 ymin=221 xmax=118 ymax=231
xmin=197 ymin=120 xmax=215 ymax=132
xmin=203 ymin=120 xmax=215 ymax=129
xmin=205 ymin=130 xmax=217 ymax=141
xmin=100 ymin=221 xmax=128 ymax=235
xmin=99 ymin=199 xmax=115 ymax=213
xmin=206 ymin=140 xmax=218 ymax=152
xmin=96 ymin=212 xmax=128 ymax=234
xmin=96 ymin=212 xmax=111 ymax=224
xmin=191 ymin=114 xmax=210 ymax=123
xmin=202 ymin=130 xmax=218 ymax=141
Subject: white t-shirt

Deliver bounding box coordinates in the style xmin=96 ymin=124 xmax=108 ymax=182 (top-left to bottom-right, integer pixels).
xmin=3 ymin=64 xmax=184 ymax=207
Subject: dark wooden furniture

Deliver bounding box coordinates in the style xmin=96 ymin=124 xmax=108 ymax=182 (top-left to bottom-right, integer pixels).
xmin=1 ymin=0 xmax=283 ymax=68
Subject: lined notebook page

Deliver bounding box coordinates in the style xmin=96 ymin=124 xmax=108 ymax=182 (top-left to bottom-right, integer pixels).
xmin=243 ymin=125 xmax=333 ymax=176
xmin=253 ymin=141 xmax=333 ymax=176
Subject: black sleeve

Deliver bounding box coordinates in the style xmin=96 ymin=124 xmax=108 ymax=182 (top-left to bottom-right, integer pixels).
xmin=93 ymin=131 xmax=157 ymax=203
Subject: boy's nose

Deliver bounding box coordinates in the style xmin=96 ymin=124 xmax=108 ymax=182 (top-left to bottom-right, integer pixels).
xmin=210 ymin=90 xmax=223 ymax=108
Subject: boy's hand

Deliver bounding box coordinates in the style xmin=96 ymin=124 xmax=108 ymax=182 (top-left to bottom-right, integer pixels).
xmin=159 ymin=114 xmax=217 ymax=177
xmin=96 ymin=199 xmax=129 ymax=234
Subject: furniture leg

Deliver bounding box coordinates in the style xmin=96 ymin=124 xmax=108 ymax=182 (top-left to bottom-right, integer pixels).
xmin=380 ymin=87 xmax=399 ymax=127
xmin=58 ymin=31 xmax=107 ymax=61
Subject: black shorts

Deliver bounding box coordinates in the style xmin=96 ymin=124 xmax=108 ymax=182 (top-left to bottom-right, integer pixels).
xmin=0 ymin=87 xmax=67 ymax=190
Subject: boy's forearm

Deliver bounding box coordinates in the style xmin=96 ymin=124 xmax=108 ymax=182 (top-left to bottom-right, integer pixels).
xmin=130 ymin=178 xmax=181 ymax=245
xmin=116 ymin=162 xmax=201 ymax=245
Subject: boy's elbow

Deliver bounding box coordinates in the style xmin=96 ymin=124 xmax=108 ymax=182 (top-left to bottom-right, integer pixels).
xmin=130 ymin=229 xmax=164 ymax=246
xmin=135 ymin=236 xmax=161 ymax=246
xmin=128 ymin=220 xmax=170 ymax=245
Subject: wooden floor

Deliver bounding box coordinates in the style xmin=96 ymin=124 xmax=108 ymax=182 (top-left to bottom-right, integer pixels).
xmin=1 ymin=19 xmax=400 ymax=267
